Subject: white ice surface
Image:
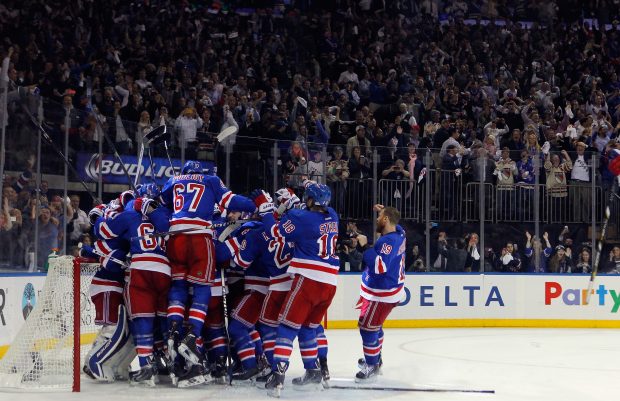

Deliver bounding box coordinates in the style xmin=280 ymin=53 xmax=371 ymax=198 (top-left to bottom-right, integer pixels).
xmin=1 ymin=328 xmax=619 ymax=401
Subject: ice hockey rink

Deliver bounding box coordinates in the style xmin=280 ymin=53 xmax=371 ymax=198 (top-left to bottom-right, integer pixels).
xmin=1 ymin=327 xmax=618 ymax=401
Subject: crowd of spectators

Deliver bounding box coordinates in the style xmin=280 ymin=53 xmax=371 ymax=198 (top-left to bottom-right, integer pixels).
xmin=2 ymin=0 xmax=620 ymax=270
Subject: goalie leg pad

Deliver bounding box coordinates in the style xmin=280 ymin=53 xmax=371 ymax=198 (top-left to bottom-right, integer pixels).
xmin=87 ymin=304 xmax=132 ymax=381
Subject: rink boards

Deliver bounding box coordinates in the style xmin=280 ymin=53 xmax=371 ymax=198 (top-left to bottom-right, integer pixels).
xmin=328 ymin=273 xmax=620 ymax=329
xmin=2 ymin=272 xmax=620 ymax=359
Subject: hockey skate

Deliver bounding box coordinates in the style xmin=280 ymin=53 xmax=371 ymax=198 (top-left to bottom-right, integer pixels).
xmin=231 ymin=366 xmax=259 ymax=385
xmin=209 ymin=355 xmax=229 ymax=384
xmin=355 ymin=363 xmax=381 ymax=383
xmin=255 ymin=367 xmax=272 ymax=389
xmin=177 ymin=363 xmax=206 ymax=388
xmin=357 ymin=355 xmax=383 ymax=371
xmin=319 ymin=357 xmax=330 ymax=388
xmin=129 ymin=363 xmax=158 ymax=387
xmin=177 ymin=333 xmax=203 ymax=365
xmin=264 ymin=362 xmax=287 ymax=398
xmin=292 ymin=368 xmax=323 ymax=391
xmin=257 ymin=354 xmax=271 ymax=376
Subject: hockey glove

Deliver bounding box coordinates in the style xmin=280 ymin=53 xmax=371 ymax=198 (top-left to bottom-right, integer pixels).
xmin=134 ymin=197 xmax=160 ymax=216
xmin=250 ymin=189 xmax=273 ymax=207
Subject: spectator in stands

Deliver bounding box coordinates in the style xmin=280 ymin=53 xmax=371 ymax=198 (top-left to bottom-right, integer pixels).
xmin=524 ymin=231 xmax=552 ymax=273
xmin=175 ymin=107 xmax=202 ymax=159
xmin=569 ymin=142 xmax=593 ymax=222
xmin=136 ymin=110 xmax=152 ymax=149
xmin=326 ymin=146 xmax=349 ymax=213
xmin=441 ymin=145 xmax=462 ymax=219
xmin=496 ymin=241 xmax=522 ymax=272
xmin=111 ymin=100 xmax=133 ymax=155
xmin=465 ymin=233 xmax=481 ymax=272
xmin=604 ymin=246 xmax=620 ymax=274
xmin=575 ymin=248 xmax=592 ymax=274
xmin=437 ymin=232 xmax=469 ymax=272
xmin=544 ymin=150 xmax=573 ymax=222
xmin=346 ymin=125 xmax=371 ymax=159
xmin=307 ymin=150 xmax=325 ymax=184
xmin=494 ymin=147 xmax=518 ymax=220
xmin=549 ymin=245 xmax=573 ymax=273
xmin=67 ymin=195 xmax=89 ymax=249
xmin=516 ymin=149 xmax=536 ymax=220
xmin=283 ymin=141 xmax=308 ymax=189
xmin=338 ymin=232 xmax=363 ymax=272
xmin=24 ymin=205 xmax=59 ymax=269
xmin=347 ymin=146 xmax=372 ymax=218
xmin=381 ymin=159 xmax=409 ymax=180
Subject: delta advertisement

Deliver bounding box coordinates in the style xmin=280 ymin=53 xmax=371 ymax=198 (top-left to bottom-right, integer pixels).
xmin=3 ymin=274 xmax=620 ymax=357
xmin=76 ymin=152 xmax=215 ymax=186
xmin=327 ymin=274 xmax=620 ymax=328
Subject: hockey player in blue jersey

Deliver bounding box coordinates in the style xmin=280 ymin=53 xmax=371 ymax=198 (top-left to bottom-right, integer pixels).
xmin=96 ymin=193 xmax=172 ymax=386
xmin=254 ymin=181 xmax=339 ymax=396
xmin=160 ymin=161 xmax=256 ymax=373
xmin=219 ymin=208 xmax=293 ymax=384
xmin=81 ymin=203 xmax=133 ymax=382
xmin=355 ymin=204 xmax=406 ymax=382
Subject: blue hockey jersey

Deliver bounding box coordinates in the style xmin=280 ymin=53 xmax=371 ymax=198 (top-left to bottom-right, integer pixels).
xmin=223 ymin=221 xmax=293 ymax=293
xmin=263 ymin=207 xmax=339 ymax=286
xmin=161 ymin=174 xmax=255 ymax=234
xmin=360 ymin=225 xmax=406 ymax=303
xmin=96 ymin=207 xmax=171 ymax=276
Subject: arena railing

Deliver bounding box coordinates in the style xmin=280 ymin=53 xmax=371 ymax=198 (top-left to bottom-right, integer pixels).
xmin=1 ymin=95 xmax=619 ymax=274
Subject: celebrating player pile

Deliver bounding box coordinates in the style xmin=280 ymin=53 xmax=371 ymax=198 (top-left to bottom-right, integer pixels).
xmin=78 ymin=162 xmax=403 ymax=395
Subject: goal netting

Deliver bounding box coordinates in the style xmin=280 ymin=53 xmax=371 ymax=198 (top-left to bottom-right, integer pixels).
xmin=0 ymin=256 xmax=99 ymax=391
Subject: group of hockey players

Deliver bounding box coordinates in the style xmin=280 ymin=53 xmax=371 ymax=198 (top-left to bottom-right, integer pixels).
xmin=80 ymin=160 xmax=407 ymax=397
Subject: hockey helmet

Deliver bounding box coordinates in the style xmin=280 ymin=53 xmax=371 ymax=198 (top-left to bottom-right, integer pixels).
xmin=182 ymin=160 xmax=203 ymax=175
xmin=118 ymin=190 xmax=135 ymax=208
xmin=88 ymin=204 xmax=106 ymax=225
xmin=304 ymin=183 xmax=331 ymax=207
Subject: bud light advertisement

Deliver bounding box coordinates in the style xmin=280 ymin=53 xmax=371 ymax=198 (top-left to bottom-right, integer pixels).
xmin=76 ymin=153 xmax=215 ymax=186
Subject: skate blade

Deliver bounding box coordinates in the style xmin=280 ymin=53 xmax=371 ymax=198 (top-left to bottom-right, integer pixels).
xmin=208 ymin=376 xmax=228 ymax=385
xmin=129 ymin=378 xmax=157 ymax=387
xmin=177 ymin=375 xmax=206 ymax=388
xmin=177 ymin=344 xmax=201 ymax=365
xmin=292 ymin=381 xmax=324 ymax=392
xmin=322 ymin=379 xmax=330 ymax=389
xmin=354 ymin=375 xmax=378 ymax=384
xmin=267 ymin=385 xmax=282 ymax=398
xmin=231 ymin=377 xmax=257 ymax=387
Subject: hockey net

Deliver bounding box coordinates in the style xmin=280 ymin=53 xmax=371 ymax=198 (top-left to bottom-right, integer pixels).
xmin=0 ymin=256 xmax=99 ymax=391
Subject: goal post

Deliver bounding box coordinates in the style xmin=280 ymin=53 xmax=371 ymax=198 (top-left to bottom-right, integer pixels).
xmin=0 ymin=256 xmax=99 ymax=392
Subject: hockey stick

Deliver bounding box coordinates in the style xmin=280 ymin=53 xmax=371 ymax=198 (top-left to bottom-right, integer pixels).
xmin=585 ymin=179 xmax=618 ymax=305
xmin=220 ymin=267 xmax=234 ymax=385
xmin=146 ymin=145 xmax=157 ymax=183
xmin=131 ymin=219 xmax=256 ymax=241
xmin=163 ymin=140 xmax=175 ymax=175
xmin=133 ymin=144 xmax=145 ymax=188
xmin=329 ymin=384 xmax=494 ymax=394
xmin=77 ymin=242 xmax=129 ymax=268
xmin=20 ymin=102 xmax=102 ymax=204
xmin=89 ymin=108 xmax=138 ymax=193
